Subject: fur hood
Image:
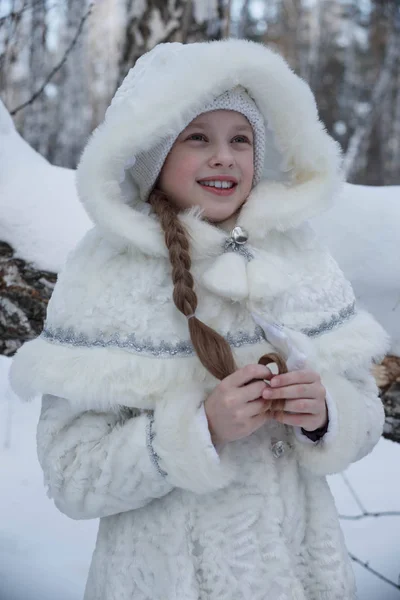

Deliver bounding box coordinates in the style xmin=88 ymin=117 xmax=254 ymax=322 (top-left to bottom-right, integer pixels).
xmin=9 ymin=40 xmax=389 ymax=412
xmin=76 ymin=39 xmax=342 ymax=257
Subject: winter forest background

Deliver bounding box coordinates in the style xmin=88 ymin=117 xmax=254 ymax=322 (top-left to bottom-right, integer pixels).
xmin=1 ymin=0 xmax=400 ymax=186
xmin=1 ymin=1 xmax=400 ymax=599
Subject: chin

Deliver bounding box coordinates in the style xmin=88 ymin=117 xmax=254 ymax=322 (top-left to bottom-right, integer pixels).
xmin=204 ymin=212 xmax=236 ymax=224
xmin=204 ymin=203 xmax=244 ymax=223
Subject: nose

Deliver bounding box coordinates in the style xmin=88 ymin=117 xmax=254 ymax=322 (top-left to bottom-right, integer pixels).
xmin=208 ymin=142 xmax=235 ymax=169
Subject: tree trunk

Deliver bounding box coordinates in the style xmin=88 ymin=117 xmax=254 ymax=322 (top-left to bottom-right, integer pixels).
xmin=382 ymin=384 xmax=400 ymax=444
xmin=117 ymin=0 xmax=223 ymax=86
xmin=373 ymin=356 xmax=400 ymax=443
xmin=0 ymin=242 xmax=56 ymax=356
xmin=344 ymin=3 xmax=400 ymax=182
xmin=49 ymin=0 xmax=92 ymax=168
xmin=22 ymin=0 xmax=49 ymax=157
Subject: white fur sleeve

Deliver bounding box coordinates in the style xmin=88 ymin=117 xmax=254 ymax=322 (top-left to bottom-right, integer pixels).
xmin=37 ymin=394 xmax=175 ymax=520
xmin=292 ymin=368 xmax=384 ymax=475
xmin=151 ymin=387 xmax=236 ymax=494
xmin=37 ymin=389 xmax=234 ymax=520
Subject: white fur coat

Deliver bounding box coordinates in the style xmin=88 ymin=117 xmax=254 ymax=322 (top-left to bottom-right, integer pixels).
xmin=10 ymin=40 xmax=389 ymax=600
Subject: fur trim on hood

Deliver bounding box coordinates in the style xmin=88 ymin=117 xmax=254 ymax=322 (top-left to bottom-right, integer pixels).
xmin=76 ymin=39 xmax=342 ymax=257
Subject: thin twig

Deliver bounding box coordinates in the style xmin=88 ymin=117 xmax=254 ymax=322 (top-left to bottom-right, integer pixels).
xmin=349 ymin=553 xmax=400 ymax=590
xmin=340 ymin=472 xmax=400 ymax=590
xmin=0 ymin=0 xmax=59 ymax=25
xmin=341 ymin=471 xmax=367 ymax=513
xmin=339 ymin=511 xmax=400 ymax=520
xmin=10 ymin=2 xmax=94 ymax=116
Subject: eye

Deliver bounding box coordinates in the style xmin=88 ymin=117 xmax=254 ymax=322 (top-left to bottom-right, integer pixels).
xmin=232 ymin=135 xmax=251 ymax=144
xmin=187 ymin=133 xmax=207 ymax=142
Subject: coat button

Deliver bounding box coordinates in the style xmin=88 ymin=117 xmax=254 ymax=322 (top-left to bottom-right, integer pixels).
xmin=271 ymin=440 xmax=286 ymax=458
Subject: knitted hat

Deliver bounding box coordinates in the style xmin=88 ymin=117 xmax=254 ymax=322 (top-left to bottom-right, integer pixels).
xmin=130 ymin=86 xmax=266 ymax=202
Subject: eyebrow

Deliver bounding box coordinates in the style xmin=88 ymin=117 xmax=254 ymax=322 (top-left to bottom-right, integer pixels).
xmin=184 ymin=122 xmax=253 ymax=133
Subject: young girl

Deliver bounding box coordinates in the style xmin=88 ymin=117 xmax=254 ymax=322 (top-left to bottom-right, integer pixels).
xmin=10 ymin=39 xmax=389 ymax=600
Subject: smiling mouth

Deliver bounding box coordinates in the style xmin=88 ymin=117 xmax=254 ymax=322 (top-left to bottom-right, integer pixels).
xmin=197 ymin=180 xmax=238 ymax=196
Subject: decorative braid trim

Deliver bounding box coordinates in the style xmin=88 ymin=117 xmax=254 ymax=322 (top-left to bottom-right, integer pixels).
xmin=40 ymin=325 xmax=266 ymax=357
xmin=146 ymin=412 xmax=168 ymax=478
xmin=40 ymin=302 xmax=356 ymax=358
xmin=300 ymin=301 xmax=356 ymax=337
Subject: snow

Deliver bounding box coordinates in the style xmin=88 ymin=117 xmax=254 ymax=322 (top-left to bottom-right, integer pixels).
xmin=1 ymin=355 xmax=399 ymax=599
xmin=0 ymin=357 xmax=95 ymax=600
xmin=0 ymin=99 xmax=92 ymax=273
xmin=312 ymin=183 xmax=400 ymax=354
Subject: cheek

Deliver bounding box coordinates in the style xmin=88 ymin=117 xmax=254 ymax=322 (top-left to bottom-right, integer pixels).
xmin=241 ymin=155 xmax=255 ymax=190
xmin=160 ymin=150 xmax=200 ymax=191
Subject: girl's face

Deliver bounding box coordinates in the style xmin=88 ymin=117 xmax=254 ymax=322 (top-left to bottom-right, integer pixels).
xmin=157 ymin=110 xmax=255 ymax=222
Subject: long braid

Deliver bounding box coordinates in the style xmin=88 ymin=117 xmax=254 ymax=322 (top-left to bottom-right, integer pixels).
xmin=149 ymin=189 xmax=236 ymax=381
xmin=149 ymin=189 xmax=287 ymax=416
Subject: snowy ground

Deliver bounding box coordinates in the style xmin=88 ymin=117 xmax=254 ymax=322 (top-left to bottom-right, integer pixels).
xmin=1 ymin=355 xmax=399 ymax=600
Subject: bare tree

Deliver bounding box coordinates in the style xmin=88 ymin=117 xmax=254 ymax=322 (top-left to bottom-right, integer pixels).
xmin=49 ymin=0 xmax=92 ymax=167
xmin=343 ymin=4 xmax=400 ymax=181
xmin=21 ymin=0 xmax=48 ymax=156
xmin=86 ymin=0 xmax=125 ymax=128
xmin=117 ymin=0 xmax=225 ymax=85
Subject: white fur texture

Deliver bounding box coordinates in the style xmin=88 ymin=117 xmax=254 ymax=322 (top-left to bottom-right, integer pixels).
xmin=37 ymin=395 xmax=174 ymax=520
xmin=153 ymin=387 xmax=235 ymax=494
xmin=201 ymin=251 xmax=249 ymax=300
xmin=292 ymin=369 xmax=384 ymax=476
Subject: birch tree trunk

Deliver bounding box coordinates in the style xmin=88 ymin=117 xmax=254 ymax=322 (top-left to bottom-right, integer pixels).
xmin=87 ymin=0 xmax=125 ymax=128
xmin=22 ymin=0 xmax=49 ymax=157
xmin=343 ymin=4 xmax=400 ymax=181
xmin=118 ymin=0 xmax=222 ymax=85
xmin=49 ymin=0 xmax=92 ymax=167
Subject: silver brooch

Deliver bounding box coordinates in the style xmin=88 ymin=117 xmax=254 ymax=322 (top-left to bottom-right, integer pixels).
xmin=224 ymin=226 xmax=253 ymax=261
xmin=231 ymin=226 xmax=249 ymax=245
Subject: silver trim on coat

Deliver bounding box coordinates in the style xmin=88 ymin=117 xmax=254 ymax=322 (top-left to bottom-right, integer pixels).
xmin=40 ymin=302 xmax=356 ymax=358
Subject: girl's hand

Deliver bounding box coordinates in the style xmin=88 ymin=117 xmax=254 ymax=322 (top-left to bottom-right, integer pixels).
xmin=262 ymin=369 xmax=328 ymax=431
xmin=204 ymin=364 xmax=274 ymax=445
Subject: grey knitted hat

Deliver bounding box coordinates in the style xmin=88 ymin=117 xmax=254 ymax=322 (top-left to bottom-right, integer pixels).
xmin=130 ymin=86 xmax=266 ymax=202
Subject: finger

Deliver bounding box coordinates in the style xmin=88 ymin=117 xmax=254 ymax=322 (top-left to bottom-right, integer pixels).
xmin=242 ymin=399 xmax=269 ymax=418
xmin=270 ymin=370 xmax=321 ymax=388
xmin=263 ymin=382 xmax=320 ymax=401
xmin=239 ymin=380 xmax=269 ymax=403
xmin=224 ymin=364 xmax=273 ymax=389
xmin=249 ymin=411 xmax=270 ymax=433
xmin=283 ymin=399 xmax=318 ymax=414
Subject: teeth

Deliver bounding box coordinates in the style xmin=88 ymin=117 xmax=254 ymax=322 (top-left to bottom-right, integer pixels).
xmin=199 ymin=180 xmax=234 ymax=189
